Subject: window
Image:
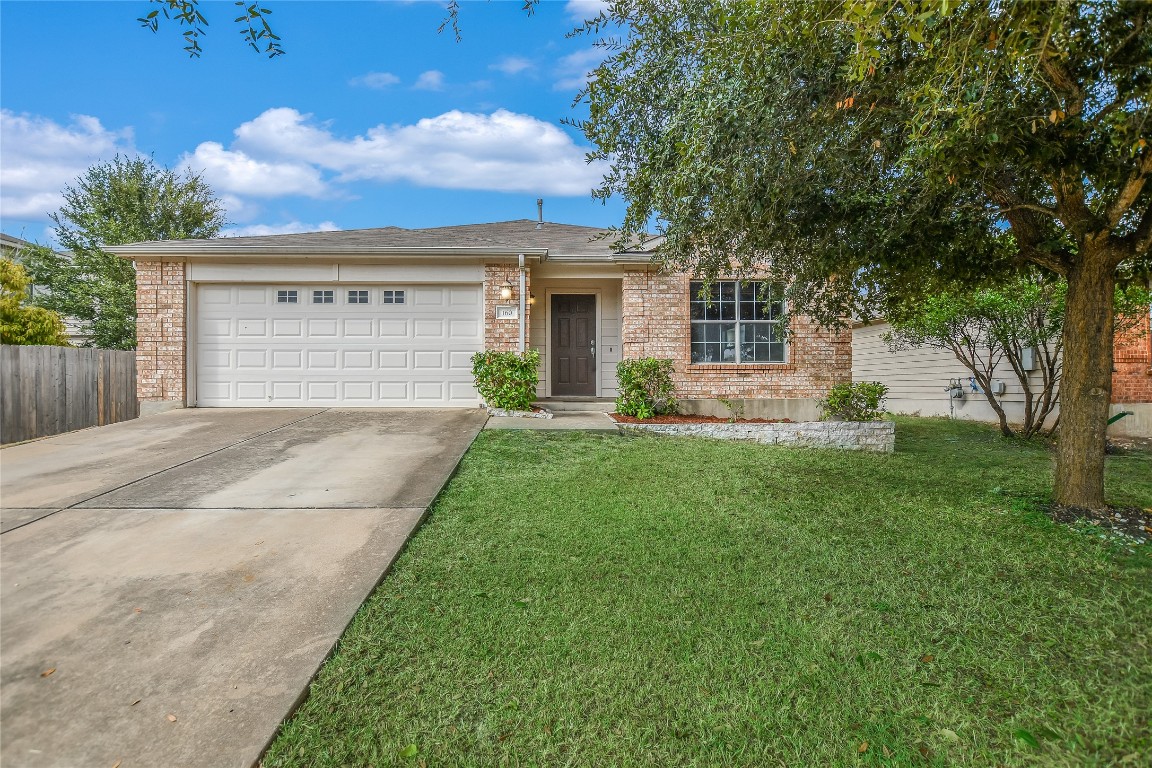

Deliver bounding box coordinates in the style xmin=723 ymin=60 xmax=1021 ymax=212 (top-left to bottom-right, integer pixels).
xmin=690 ymin=281 xmax=785 ymax=364
xmin=381 ymin=289 xmax=406 ymax=305
xmin=312 ymin=290 xmax=334 ymax=304
xmin=347 ymin=290 xmax=369 ymax=304
xmin=276 ymin=290 xmax=298 ymax=304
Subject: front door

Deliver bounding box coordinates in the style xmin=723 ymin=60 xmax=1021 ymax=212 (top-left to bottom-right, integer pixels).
xmin=552 ymin=294 xmax=596 ymax=396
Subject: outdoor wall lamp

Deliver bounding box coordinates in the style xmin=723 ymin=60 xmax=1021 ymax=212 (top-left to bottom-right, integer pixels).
xmin=500 ymin=279 xmax=514 ymax=300
xmin=529 ymin=294 xmax=536 ymax=305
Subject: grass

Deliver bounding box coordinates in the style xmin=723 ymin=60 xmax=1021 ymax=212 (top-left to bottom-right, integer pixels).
xmin=263 ymin=417 xmax=1151 ymax=767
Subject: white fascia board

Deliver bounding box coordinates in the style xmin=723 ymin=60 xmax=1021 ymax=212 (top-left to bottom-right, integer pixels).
xmin=111 ymin=246 xmax=549 ymax=262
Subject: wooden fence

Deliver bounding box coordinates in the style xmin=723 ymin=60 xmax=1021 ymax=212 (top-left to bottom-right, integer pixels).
xmin=1 ymin=345 xmax=138 ymax=444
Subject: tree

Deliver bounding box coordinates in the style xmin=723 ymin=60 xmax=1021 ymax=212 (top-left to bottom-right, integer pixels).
xmin=137 ymin=0 xmax=283 ymax=57
xmin=23 ymin=156 xmax=226 ymax=350
xmin=0 ymin=258 xmax=69 ymax=346
xmin=885 ymin=275 xmax=1065 ymax=439
xmin=575 ymin=1 xmax=1152 ymax=510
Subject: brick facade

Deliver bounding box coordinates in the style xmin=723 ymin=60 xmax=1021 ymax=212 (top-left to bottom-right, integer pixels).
xmin=483 ymin=263 xmax=531 ymax=351
xmin=1113 ymin=309 xmax=1152 ymax=404
xmin=135 ymin=260 xmax=186 ymax=403
xmin=622 ymin=269 xmax=852 ymax=399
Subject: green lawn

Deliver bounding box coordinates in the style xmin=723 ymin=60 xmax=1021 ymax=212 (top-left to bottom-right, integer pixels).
xmin=264 ymin=418 xmax=1151 ymax=767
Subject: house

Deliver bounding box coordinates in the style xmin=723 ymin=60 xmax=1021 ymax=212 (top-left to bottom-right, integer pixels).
xmin=109 ymin=219 xmax=851 ymax=416
xmin=852 ymin=312 xmax=1152 ymax=437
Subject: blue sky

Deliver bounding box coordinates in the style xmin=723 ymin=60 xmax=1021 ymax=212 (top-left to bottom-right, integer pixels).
xmin=0 ymin=0 xmax=624 ymax=244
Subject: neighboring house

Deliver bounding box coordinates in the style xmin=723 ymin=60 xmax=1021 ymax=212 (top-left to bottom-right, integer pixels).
xmin=852 ymin=313 xmax=1152 ymax=437
xmin=109 ymin=219 xmax=850 ymax=416
xmin=0 ymin=233 xmax=89 ymax=345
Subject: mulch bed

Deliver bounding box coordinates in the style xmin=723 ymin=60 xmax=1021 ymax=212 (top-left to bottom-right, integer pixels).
xmin=1046 ymin=504 xmax=1152 ymax=546
xmin=610 ymin=413 xmax=795 ymax=424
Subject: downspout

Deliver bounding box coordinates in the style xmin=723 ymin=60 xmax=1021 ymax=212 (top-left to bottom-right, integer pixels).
xmin=518 ymin=253 xmax=526 ymax=353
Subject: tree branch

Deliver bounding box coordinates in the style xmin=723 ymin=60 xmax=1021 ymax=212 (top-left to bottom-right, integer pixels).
xmin=1106 ymin=151 xmax=1152 ymax=230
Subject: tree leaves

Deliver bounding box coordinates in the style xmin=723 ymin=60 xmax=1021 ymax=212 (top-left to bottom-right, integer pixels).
xmin=24 ymin=155 xmax=226 ymax=350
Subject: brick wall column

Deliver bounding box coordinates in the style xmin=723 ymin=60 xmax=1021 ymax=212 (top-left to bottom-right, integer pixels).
xmin=483 ymin=263 xmax=531 ymax=351
xmin=135 ymin=260 xmax=187 ymax=403
xmin=1113 ymin=309 xmax=1152 ymax=403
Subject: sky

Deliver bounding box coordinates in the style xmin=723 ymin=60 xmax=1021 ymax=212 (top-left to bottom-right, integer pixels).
xmin=0 ymin=0 xmax=624 ymax=244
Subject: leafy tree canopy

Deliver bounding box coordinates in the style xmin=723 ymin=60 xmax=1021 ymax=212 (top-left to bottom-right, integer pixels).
xmin=578 ymin=0 xmax=1150 ymax=319
xmin=575 ymin=0 xmax=1150 ymax=509
xmin=23 ymin=155 xmax=226 ymax=350
xmin=0 ymin=258 xmax=69 ymax=346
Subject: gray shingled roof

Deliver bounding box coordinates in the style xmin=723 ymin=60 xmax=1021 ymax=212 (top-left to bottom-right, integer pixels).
xmin=111 ymin=220 xmax=658 ymax=260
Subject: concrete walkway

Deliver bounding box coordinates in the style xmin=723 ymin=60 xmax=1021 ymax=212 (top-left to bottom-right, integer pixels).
xmin=483 ymin=412 xmax=619 ymax=431
xmin=0 ymin=408 xmax=485 ymax=768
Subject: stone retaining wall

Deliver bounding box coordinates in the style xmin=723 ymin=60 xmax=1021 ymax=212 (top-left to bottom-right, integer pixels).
xmin=618 ymin=420 xmax=895 ymax=453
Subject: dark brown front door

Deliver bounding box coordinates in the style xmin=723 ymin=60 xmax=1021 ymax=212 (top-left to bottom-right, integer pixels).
xmin=552 ymin=294 xmax=596 ymax=396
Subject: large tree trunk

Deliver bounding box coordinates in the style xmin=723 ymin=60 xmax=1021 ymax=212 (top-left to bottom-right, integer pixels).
xmin=1054 ymin=254 xmax=1116 ymax=509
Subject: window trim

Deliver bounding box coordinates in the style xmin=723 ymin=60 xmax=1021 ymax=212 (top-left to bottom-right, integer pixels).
xmin=688 ymin=280 xmax=787 ymax=365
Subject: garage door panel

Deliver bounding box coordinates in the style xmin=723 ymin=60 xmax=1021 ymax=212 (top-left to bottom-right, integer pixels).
xmin=236 ymin=382 xmax=267 ymax=401
xmin=342 ymin=350 xmax=374 ymax=369
xmin=413 ymin=381 xmax=445 ymax=401
xmin=272 ymin=350 xmax=303 ymax=369
xmin=238 ymin=319 xmax=267 ymax=337
xmin=343 ymin=319 xmax=374 ymax=337
xmin=237 ymin=349 xmax=268 ymax=368
xmin=272 ymin=319 xmax=303 ymax=337
xmin=307 ymin=350 xmax=338 ymax=369
xmin=413 ymin=351 xmax=444 ymax=369
xmin=379 ymin=351 xmax=408 ymax=369
xmin=414 ymin=320 xmax=444 ymax=338
xmin=201 ymin=318 xmax=231 ymax=337
xmin=237 ymin=288 xmax=267 ymax=304
xmin=271 ymin=381 xmax=302 ymax=400
xmin=342 ymin=381 xmax=374 ymax=400
xmin=379 ymin=319 xmax=408 ymax=337
xmin=196 ymin=283 xmax=481 ymax=406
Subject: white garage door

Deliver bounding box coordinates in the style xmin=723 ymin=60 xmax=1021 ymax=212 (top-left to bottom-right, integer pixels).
xmin=194 ymin=284 xmax=482 ymax=407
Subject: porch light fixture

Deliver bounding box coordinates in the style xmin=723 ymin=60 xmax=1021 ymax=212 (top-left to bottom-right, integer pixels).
xmin=500 ymin=279 xmax=514 ymax=300
xmin=529 ymin=294 xmax=536 ymax=305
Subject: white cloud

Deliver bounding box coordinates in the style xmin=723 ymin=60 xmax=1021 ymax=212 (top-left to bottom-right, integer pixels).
xmin=413 ymin=70 xmax=445 ymax=91
xmin=349 ymin=71 xmax=401 ymax=89
xmin=180 ymin=141 xmax=329 ymax=198
xmin=565 ymin=0 xmax=609 ymax=21
xmin=224 ymin=107 xmax=606 ymax=196
xmin=553 ymin=47 xmax=608 ymax=91
xmin=490 ymin=56 xmax=533 ymax=76
xmin=0 ymin=110 xmax=135 ymax=221
xmin=222 ymin=220 xmax=339 ymax=237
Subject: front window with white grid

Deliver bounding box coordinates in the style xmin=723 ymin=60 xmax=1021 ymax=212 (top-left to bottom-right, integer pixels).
xmin=381 ymin=290 xmax=406 ymax=305
xmin=689 ymin=281 xmax=785 ymax=364
xmin=276 ymin=290 xmax=298 ymax=304
xmin=312 ymin=290 xmax=334 ymax=304
xmin=347 ymin=290 xmax=369 ymax=304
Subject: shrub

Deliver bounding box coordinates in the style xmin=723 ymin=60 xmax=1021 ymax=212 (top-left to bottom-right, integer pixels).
xmin=819 ymin=381 xmax=888 ymax=421
xmin=615 ymin=358 xmax=677 ymax=419
xmin=471 ymin=349 xmax=541 ymax=411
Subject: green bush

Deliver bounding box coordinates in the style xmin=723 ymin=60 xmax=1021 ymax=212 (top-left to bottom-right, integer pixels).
xmin=819 ymin=381 xmax=889 ymax=421
xmin=471 ymin=349 xmax=541 ymax=411
xmin=615 ymin=358 xmax=677 ymax=419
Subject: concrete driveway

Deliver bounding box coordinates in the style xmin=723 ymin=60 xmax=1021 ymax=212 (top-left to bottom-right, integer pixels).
xmin=0 ymin=407 xmax=486 ymax=768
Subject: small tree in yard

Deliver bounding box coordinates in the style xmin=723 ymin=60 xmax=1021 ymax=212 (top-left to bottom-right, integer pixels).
xmin=0 ymin=258 xmax=69 ymax=346
xmin=885 ymin=276 xmax=1064 ymax=439
xmin=885 ymin=276 xmax=1151 ymax=439
xmin=22 ymin=155 xmax=226 ymax=350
